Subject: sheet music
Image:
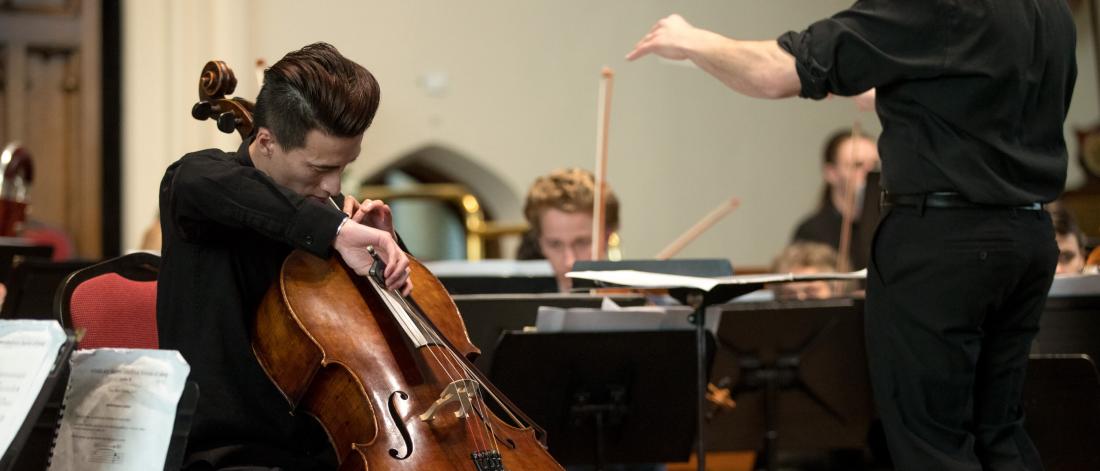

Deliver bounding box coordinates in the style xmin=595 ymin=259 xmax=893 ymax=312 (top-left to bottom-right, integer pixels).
xmin=535 ymin=298 xmax=713 ymax=333
xmin=48 ymin=349 xmax=189 ymax=471
xmin=1049 ymin=273 xmax=1100 ymax=297
xmin=0 ymin=319 xmax=67 ymax=456
xmin=566 ymin=269 xmax=867 ymax=292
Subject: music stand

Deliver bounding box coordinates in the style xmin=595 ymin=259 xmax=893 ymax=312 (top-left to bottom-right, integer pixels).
xmin=567 ymin=261 xmax=788 ymax=471
xmin=1023 ymin=354 xmax=1100 ymax=470
xmin=572 ymin=259 xmax=735 ymax=281
xmin=705 ymin=298 xmax=874 ymax=471
xmin=489 ymin=331 xmax=711 ymax=468
xmin=0 ymin=259 xmax=93 ymax=319
xmin=452 ymin=293 xmax=647 ymax=371
xmin=1032 ymin=293 xmax=1100 ymax=370
xmin=0 ymin=238 xmax=52 ymax=284
xmin=164 ymin=381 xmax=200 ymax=471
xmin=426 ymin=259 xmax=559 ymax=294
xmin=0 ymin=329 xmax=75 ymax=471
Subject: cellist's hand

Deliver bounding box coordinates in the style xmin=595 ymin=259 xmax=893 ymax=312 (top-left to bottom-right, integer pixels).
xmin=334 ymin=219 xmax=412 ymax=296
xmin=352 ymin=199 xmax=397 ymax=241
xmin=341 ymin=195 xmax=362 ymax=218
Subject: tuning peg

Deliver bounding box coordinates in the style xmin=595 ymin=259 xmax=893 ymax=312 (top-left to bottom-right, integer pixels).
xmin=191 ymin=101 xmax=213 ymax=120
xmin=217 ymin=112 xmax=239 ymax=134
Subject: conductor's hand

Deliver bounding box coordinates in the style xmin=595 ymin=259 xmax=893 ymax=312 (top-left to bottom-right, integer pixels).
xmin=626 ymin=14 xmax=702 ymax=61
xmin=335 ymin=220 xmax=413 ymax=296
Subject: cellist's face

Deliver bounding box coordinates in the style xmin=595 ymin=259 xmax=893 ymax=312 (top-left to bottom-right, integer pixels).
xmin=251 ymin=127 xmax=361 ymax=203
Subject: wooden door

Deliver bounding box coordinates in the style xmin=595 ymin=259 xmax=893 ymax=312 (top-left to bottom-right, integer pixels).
xmin=0 ymin=0 xmax=101 ymax=258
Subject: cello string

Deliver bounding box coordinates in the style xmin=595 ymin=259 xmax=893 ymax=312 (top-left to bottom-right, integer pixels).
xmin=387 ymin=285 xmax=503 ymax=456
xmin=367 ymin=274 xmax=493 ymax=452
xmin=388 ymin=287 xmax=500 ymax=455
xmin=397 ymin=287 xmax=528 ymax=431
xmin=389 ymin=287 xmax=499 ymax=455
xmin=339 ymin=198 xmax=491 ymax=451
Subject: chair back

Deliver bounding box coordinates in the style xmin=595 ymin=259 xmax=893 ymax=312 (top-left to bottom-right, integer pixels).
xmin=55 ymin=252 xmax=160 ymax=349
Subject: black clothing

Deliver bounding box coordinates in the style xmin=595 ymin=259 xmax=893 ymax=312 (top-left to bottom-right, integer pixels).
xmin=790 ymin=203 xmax=866 ymax=269
xmin=158 ymin=138 xmax=345 ymax=470
xmin=779 ymin=1 xmax=1075 ymax=469
xmin=778 ymin=0 xmax=1076 ymax=206
xmin=867 ymin=206 xmax=1055 ymax=470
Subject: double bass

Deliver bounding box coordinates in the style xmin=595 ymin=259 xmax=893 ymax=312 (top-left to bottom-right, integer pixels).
xmin=193 ymin=61 xmax=564 ymax=470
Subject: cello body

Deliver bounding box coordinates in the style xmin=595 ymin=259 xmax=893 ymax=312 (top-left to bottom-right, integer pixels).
xmin=253 ymin=250 xmax=564 ymax=471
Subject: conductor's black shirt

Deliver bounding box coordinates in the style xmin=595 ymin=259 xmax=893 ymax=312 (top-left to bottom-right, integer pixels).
xmin=157 ymin=138 xmax=346 ymax=468
xmin=778 ymin=0 xmax=1077 ymax=205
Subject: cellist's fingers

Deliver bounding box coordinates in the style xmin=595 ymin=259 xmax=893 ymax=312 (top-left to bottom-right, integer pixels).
xmin=400 ymin=274 xmax=413 ymax=297
xmin=386 ymin=254 xmax=410 ymax=291
xmin=342 ymin=195 xmax=361 ymax=217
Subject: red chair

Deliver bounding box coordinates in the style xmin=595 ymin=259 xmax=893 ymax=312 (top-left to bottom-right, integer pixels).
xmin=55 ymin=252 xmax=160 ymax=349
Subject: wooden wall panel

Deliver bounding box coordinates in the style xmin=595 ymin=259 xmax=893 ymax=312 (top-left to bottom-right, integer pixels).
xmin=0 ymin=45 xmax=6 ymax=146
xmin=23 ymin=49 xmax=78 ymax=235
xmin=0 ymin=0 xmax=100 ymax=258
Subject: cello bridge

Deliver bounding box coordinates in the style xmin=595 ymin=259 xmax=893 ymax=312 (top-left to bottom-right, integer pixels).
xmin=418 ymin=379 xmax=480 ymax=421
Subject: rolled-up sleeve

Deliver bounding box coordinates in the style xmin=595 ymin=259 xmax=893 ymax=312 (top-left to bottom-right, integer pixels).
xmin=777 ymin=0 xmax=948 ymax=100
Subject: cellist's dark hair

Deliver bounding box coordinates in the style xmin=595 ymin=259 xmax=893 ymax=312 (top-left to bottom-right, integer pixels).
xmin=253 ymin=42 xmax=380 ymax=149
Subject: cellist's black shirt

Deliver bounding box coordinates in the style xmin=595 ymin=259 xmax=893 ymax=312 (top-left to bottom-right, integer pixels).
xmin=157 ymin=138 xmax=345 ymax=467
xmin=778 ymin=0 xmax=1077 ymax=205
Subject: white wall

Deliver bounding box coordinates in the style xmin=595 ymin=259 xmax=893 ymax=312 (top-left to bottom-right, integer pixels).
xmin=123 ymin=1 xmax=1096 ymax=267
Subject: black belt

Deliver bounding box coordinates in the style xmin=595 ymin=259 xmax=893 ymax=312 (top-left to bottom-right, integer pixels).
xmin=881 ymin=192 xmax=1042 ymax=211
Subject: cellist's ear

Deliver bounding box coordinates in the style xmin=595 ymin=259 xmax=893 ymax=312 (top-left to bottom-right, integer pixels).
xmin=254 ymin=127 xmax=277 ymax=158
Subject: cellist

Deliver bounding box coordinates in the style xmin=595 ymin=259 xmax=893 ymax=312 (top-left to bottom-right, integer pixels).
xmin=157 ymin=42 xmax=410 ymax=470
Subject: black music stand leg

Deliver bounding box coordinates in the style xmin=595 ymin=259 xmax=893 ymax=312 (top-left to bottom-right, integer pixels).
xmin=595 ymin=411 xmax=606 ymax=471
xmin=762 ymin=379 xmax=778 ymax=471
xmin=689 ymin=298 xmax=707 ymax=471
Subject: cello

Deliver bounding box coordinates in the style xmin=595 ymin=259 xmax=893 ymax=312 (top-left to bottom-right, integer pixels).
xmin=192 ymin=61 xmax=564 ymax=471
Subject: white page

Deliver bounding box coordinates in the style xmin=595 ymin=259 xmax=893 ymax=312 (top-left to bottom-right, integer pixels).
xmin=48 ymin=349 xmax=189 ymax=471
xmin=0 ymin=319 xmax=67 ymax=456
xmin=566 ymin=269 xmax=867 ymax=292
xmin=535 ymin=306 xmax=567 ymax=332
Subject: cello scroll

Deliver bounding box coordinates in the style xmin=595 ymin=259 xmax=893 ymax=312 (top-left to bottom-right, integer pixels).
xmin=191 ymin=60 xmax=256 ymax=138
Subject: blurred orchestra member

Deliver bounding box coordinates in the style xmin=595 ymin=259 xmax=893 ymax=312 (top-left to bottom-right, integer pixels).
xmin=521 ymin=168 xmax=619 ymax=292
xmin=791 ymin=129 xmax=879 ymax=268
xmin=770 ymin=241 xmax=838 ymax=301
xmin=1048 ymin=203 xmax=1086 ymax=275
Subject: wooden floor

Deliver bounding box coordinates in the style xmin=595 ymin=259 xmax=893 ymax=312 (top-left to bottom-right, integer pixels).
xmin=666 ymin=452 xmax=756 ymax=471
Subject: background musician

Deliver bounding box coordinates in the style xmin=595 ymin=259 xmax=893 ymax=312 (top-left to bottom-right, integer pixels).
xmin=1048 ymin=202 xmax=1087 ymax=275
xmin=520 ymin=168 xmax=620 ymax=293
xmin=791 ymin=129 xmax=879 ymax=269
xmin=769 ymin=241 xmax=838 ymax=301
xmin=157 ymin=43 xmax=409 ymax=470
